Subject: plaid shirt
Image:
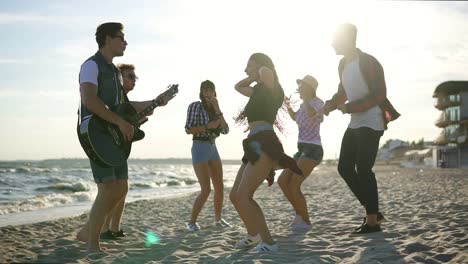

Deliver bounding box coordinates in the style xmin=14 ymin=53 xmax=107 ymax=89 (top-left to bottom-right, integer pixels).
xmin=185 ymin=101 xmax=229 ymax=140
xmin=296 ymin=98 xmax=324 ymax=145
xmin=326 ymin=49 xmax=400 ymax=129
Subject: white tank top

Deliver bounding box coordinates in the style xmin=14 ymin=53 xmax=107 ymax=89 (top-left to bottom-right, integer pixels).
xmin=341 ymin=59 xmax=384 ymax=131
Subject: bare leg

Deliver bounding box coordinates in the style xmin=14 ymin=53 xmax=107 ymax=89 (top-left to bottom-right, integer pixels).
xmin=101 ymin=179 xmax=128 ymax=233
xmin=109 ymin=199 xmax=125 ymax=232
xmin=230 ymin=163 xmax=259 ymax=235
xmin=109 ymin=179 xmax=128 ymax=232
xmin=102 ymin=213 xmax=111 ymax=233
xmin=189 ymin=162 xmax=211 ymax=224
xmin=76 ymin=180 xmax=127 ymax=253
xmin=235 ymin=154 xmax=277 ymax=245
xmin=208 ymin=159 xmax=224 ymax=221
xmin=277 ymin=169 xmax=298 ymax=213
xmin=76 ymin=223 xmax=89 ymax=242
xmin=288 ymin=159 xmax=319 ymax=225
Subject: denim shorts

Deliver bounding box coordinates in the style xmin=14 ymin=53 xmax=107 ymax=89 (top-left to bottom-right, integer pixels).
xmin=90 ymin=160 xmax=128 ymax=183
xmin=248 ymin=124 xmax=274 ymax=137
xmin=247 ymin=124 xmax=274 ymax=156
xmin=191 ymin=140 xmax=221 ymax=164
xmin=293 ymin=142 xmax=323 ymax=162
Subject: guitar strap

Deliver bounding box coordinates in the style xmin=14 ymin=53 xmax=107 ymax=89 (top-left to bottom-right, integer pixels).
xmin=77 ymin=101 xmax=82 ymax=125
xmin=76 ymin=117 xmax=80 ymax=137
xmin=123 ymin=90 xmax=130 ymax=103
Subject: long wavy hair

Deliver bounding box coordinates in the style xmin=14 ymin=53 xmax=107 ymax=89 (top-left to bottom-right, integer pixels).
xmin=235 ymin=53 xmax=286 ymax=133
xmin=199 ymin=80 xmax=217 ymax=120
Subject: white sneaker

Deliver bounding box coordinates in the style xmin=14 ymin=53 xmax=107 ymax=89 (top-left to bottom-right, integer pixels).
xmin=288 ymin=214 xmax=301 ymax=227
xmin=234 ymin=234 xmax=261 ymax=248
xmin=214 ymin=219 xmax=231 ymax=227
xmin=248 ymin=242 xmax=279 ymax=253
xmin=290 ymin=222 xmax=312 ymax=231
xmin=186 ymin=223 xmax=200 ymax=232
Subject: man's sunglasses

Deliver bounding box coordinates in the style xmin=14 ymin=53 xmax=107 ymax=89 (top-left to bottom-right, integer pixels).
xmin=112 ymin=35 xmax=126 ymax=42
xmin=124 ymin=74 xmax=138 ymax=81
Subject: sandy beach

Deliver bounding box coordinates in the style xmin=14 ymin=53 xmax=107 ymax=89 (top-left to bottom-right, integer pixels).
xmin=0 ymin=164 xmax=467 ymax=263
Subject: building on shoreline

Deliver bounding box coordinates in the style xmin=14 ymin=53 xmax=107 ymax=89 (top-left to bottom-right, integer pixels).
xmin=377 ymin=139 xmax=436 ymax=168
xmin=433 ymin=81 xmax=468 ymax=168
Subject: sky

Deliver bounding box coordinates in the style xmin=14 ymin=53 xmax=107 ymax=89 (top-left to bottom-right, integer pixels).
xmin=1 ymin=0 xmax=468 ymax=161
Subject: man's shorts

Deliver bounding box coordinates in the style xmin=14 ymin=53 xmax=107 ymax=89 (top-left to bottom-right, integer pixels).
xmin=90 ymin=160 xmax=128 ymax=183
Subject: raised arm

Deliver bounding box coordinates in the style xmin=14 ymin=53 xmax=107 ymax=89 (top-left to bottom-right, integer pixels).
xmin=234 ymin=76 xmax=256 ymax=97
xmin=258 ymin=66 xmax=275 ymax=91
xmin=129 ymin=93 xmax=170 ymax=113
xmin=285 ymin=95 xmax=297 ymax=121
xmin=210 ymin=97 xmax=229 ymax=134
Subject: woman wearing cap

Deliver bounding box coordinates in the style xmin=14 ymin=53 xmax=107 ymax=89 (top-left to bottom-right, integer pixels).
xmin=278 ymin=75 xmax=324 ymax=231
xmin=230 ymin=53 xmax=303 ymax=252
xmin=184 ymin=80 xmax=230 ymax=231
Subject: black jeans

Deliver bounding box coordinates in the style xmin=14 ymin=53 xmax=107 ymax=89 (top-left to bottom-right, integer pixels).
xmin=337 ymin=127 xmax=383 ymax=215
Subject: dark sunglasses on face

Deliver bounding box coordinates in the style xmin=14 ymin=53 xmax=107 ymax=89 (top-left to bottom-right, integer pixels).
xmin=112 ymin=35 xmax=126 ymax=42
xmin=124 ymin=74 xmax=138 ymax=81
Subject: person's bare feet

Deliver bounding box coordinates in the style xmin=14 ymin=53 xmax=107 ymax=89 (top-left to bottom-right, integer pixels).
xmin=86 ymin=246 xmax=107 ymax=255
xmin=76 ymin=224 xmax=89 ymax=242
xmin=86 ymin=247 xmax=103 ymax=254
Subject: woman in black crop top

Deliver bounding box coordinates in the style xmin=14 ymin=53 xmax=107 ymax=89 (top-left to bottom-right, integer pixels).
xmin=230 ymin=53 xmax=302 ymax=252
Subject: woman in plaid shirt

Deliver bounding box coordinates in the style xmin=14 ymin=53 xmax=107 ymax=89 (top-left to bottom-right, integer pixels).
xmin=278 ymin=75 xmax=324 ymax=231
xmin=184 ymin=80 xmax=230 ymax=231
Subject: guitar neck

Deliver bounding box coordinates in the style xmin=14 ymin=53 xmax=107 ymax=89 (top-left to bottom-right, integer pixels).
xmin=130 ymin=99 xmax=160 ymax=125
xmin=128 ymin=85 xmax=178 ymax=125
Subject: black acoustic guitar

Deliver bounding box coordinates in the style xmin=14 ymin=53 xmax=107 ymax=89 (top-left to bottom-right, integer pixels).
xmin=78 ymin=84 xmax=179 ymax=167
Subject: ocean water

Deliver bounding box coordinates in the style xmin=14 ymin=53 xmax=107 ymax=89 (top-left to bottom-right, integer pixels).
xmin=0 ymin=159 xmax=241 ymax=227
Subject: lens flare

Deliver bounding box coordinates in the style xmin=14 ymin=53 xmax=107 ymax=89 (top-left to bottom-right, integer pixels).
xmin=145 ymin=230 xmax=160 ymax=247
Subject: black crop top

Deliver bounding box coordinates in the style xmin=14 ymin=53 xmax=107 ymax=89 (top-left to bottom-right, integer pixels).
xmin=244 ymin=83 xmax=284 ymax=124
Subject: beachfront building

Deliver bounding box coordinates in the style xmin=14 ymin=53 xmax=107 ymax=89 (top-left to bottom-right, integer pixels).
xmin=378 ymin=139 xmax=409 ymax=161
xmin=378 ymin=139 xmax=437 ymax=167
xmin=433 ymin=81 xmax=468 ymax=168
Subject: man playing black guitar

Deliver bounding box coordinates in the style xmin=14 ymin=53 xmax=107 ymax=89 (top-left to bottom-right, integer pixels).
xmin=76 ymin=22 xmax=171 ymax=254
xmin=98 ymin=63 xmax=146 ymax=241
